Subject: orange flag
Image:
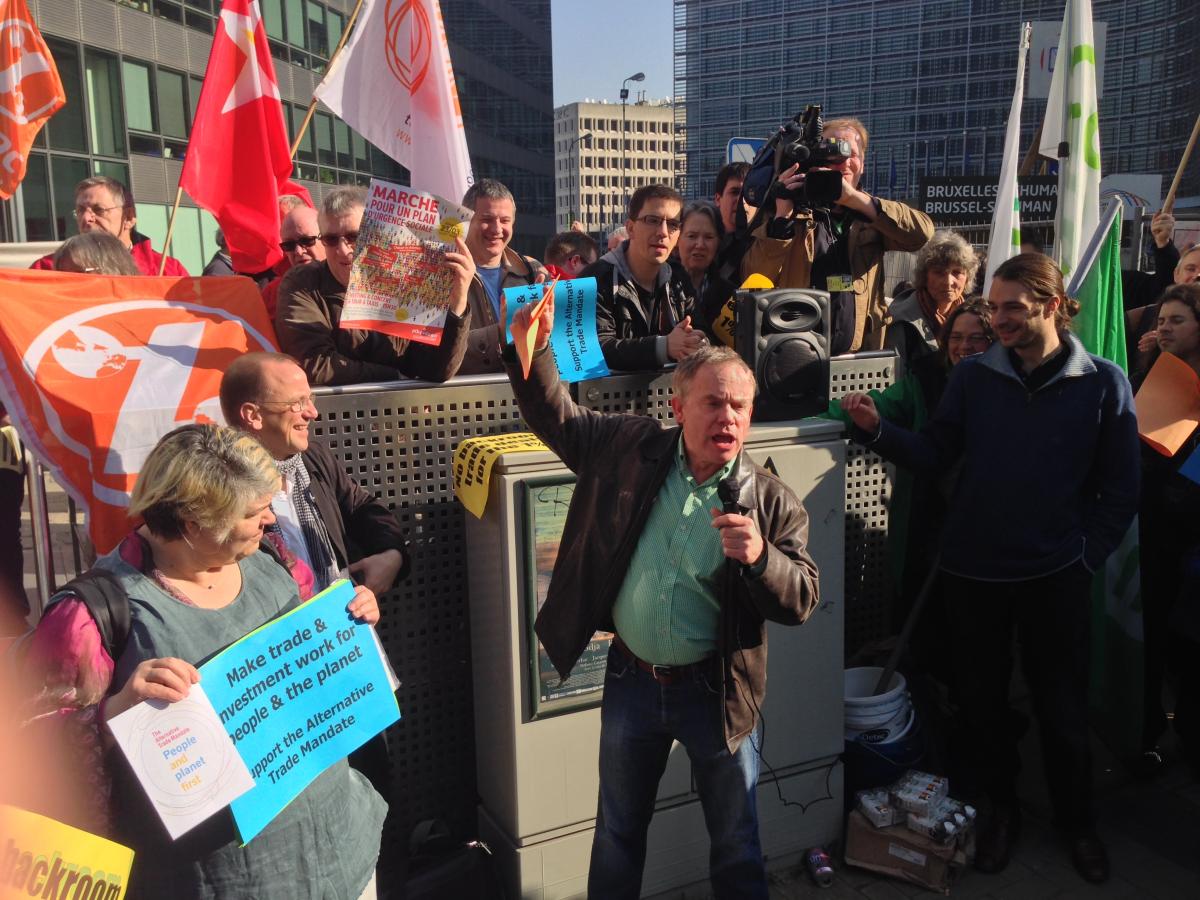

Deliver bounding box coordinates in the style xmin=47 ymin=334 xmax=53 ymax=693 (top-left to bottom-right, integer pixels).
xmin=0 ymin=270 xmax=278 ymax=553
xmin=0 ymin=0 xmax=66 ymax=199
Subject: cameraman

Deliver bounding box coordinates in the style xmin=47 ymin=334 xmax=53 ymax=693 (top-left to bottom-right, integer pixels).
xmin=741 ymin=118 xmax=933 ymax=353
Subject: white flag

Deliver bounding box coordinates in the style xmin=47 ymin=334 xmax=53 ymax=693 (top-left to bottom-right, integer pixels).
xmin=315 ymin=0 xmax=474 ymax=203
xmin=1038 ymin=0 xmax=1101 ymax=278
xmin=983 ymin=23 xmax=1032 ymax=296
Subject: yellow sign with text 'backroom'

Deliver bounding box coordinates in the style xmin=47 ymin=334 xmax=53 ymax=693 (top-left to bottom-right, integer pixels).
xmin=0 ymin=806 xmax=133 ymax=900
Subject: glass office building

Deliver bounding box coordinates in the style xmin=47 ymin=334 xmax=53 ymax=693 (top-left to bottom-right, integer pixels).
xmin=673 ymin=0 xmax=1199 ymax=207
xmin=7 ymin=0 xmax=553 ymax=270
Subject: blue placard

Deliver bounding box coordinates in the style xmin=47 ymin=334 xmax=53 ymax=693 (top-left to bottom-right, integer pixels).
xmin=503 ymin=277 xmax=610 ymax=382
xmin=199 ymin=580 xmax=400 ymax=842
xmin=1179 ymin=443 xmax=1200 ymax=487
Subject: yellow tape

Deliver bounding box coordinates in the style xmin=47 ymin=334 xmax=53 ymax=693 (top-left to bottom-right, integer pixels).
xmin=711 ymin=296 xmax=736 ymax=349
xmin=452 ymin=432 xmax=549 ymax=519
xmin=0 ymin=805 xmax=134 ymax=899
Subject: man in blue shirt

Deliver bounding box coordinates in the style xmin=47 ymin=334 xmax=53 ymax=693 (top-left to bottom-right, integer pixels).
xmin=458 ymin=179 xmax=544 ymax=373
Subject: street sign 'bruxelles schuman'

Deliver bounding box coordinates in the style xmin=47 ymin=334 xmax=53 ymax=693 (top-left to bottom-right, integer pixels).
xmin=920 ymin=176 xmax=1058 ymax=225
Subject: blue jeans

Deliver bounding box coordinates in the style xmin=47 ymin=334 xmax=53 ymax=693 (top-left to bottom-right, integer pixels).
xmin=587 ymin=646 xmax=767 ymax=900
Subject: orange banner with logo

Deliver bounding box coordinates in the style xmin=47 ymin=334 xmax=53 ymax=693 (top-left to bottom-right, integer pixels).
xmin=0 ymin=270 xmax=278 ymax=553
xmin=0 ymin=0 xmax=66 ymax=199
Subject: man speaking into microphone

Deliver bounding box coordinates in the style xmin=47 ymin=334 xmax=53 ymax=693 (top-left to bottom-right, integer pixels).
xmin=504 ymin=295 xmax=820 ymax=899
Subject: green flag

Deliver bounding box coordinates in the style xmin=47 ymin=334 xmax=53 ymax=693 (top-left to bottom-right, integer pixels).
xmin=1070 ymin=199 xmax=1142 ymax=759
xmin=1073 ymin=210 xmax=1128 ymax=373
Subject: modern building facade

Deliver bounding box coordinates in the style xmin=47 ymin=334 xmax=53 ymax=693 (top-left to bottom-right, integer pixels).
xmin=672 ymin=0 xmax=1200 ymax=208
xmin=553 ymin=98 xmax=678 ymax=235
xmin=3 ymin=0 xmax=553 ymax=271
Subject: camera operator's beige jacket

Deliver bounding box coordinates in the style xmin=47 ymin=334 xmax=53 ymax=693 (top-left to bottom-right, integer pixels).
xmin=741 ymin=198 xmax=934 ymax=352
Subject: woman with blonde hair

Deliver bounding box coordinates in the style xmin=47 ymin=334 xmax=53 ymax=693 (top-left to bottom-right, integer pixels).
xmin=25 ymin=424 xmax=386 ymax=898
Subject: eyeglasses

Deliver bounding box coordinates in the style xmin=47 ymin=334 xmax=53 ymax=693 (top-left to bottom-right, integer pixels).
xmin=74 ymin=203 xmax=123 ymax=219
xmin=280 ymin=235 xmax=320 ymax=253
xmin=634 ymin=214 xmax=682 ymax=233
xmin=319 ymin=231 xmax=359 ymax=248
xmin=255 ymin=394 xmax=316 ymax=413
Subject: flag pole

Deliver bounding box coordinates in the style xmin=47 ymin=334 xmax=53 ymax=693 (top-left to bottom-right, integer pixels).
xmin=1162 ymin=112 xmax=1200 ymax=214
xmin=289 ymin=0 xmax=366 ymax=159
xmin=1018 ymin=121 xmax=1043 ymax=177
xmin=157 ymin=184 xmax=185 ymax=276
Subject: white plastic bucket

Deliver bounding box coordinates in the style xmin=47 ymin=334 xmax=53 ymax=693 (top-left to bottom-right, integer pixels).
xmin=845 ymin=667 xmax=912 ymax=744
xmin=845 ymin=667 xmax=908 ymax=715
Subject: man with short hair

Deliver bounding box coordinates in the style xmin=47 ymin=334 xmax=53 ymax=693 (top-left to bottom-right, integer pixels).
xmin=582 ymin=184 xmax=706 ymax=371
xmin=32 ymin=176 xmax=188 ymax=276
xmin=742 ymin=116 xmax=933 ymax=352
xmin=607 ymin=226 xmax=628 ymax=252
xmin=275 ymin=186 xmax=473 ymax=385
xmin=543 ymin=231 xmax=598 ymax=280
xmin=458 ymin=179 xmax=545 ymax=374
xmin=713 ymin=162 xmax=751 ymax=235
xmin=261 ymin=204 xmax=326 ymax=319
xmin=842 ymin=253 xmax=1140 ymax=884
xmin=505 ymin=299 xmax=820 ymax=899
xmin=219 ymin=352 xmax=407 ymax=598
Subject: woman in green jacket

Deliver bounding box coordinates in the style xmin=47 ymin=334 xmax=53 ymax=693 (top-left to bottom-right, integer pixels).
xmin=826 ymin=301 xmax=993 ymax=630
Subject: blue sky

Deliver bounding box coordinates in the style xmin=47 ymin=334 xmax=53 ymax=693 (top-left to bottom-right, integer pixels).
xmin=550 ymin=0 xmax=674 ymax=107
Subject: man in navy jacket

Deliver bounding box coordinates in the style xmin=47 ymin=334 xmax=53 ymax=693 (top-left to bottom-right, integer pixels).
xmin=843 ymin=253 xmax=1139 ymax=885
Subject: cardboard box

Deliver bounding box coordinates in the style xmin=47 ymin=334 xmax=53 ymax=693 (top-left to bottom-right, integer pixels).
xmin=844 ymin=810 xmax=966 ymax=895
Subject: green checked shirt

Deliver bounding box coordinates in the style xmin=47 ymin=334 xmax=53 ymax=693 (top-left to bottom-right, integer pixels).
xmin=611 ymin=440 xmax=734 ymax=666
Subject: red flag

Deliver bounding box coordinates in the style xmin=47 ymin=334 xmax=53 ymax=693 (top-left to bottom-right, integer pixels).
xmin=0 ymin=0 xmax=66 ymax=199
xmin=181 ymin=0 xmax=294 ymax=274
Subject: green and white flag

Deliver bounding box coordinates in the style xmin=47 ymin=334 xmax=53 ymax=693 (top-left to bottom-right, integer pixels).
xmin=983 ymin=23 xmax=1031 ymax=296
xmin=1069 ymin=198 xmax=1141 ymax=758
xmin=1039 ymin=0 xmax=1101 ymax=278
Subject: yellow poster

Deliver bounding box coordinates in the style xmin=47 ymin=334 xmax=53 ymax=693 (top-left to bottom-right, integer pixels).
xmin=452 ymin=432 xmax=548 ymax=518
xmin=0 ymin=806 xmax=133 ymax=899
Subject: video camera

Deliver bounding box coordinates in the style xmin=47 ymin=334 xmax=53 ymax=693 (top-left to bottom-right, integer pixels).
xmin=743 ymin=105 xmax=853 ymax=210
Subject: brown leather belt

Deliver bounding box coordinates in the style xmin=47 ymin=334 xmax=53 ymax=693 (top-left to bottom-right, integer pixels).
xmin=612 ymin=634 xmax=717 ymax=685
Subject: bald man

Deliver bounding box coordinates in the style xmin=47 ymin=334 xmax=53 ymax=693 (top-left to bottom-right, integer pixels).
xmin=261 ymin=205 xmax=327 ymax=319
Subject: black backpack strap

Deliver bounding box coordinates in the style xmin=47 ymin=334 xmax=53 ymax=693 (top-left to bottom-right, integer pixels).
xmin=49 ymin=570 xmax=131 ymax=662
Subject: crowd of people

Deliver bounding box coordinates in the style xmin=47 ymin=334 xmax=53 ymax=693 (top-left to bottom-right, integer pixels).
xmin=5 ymin=109 xmax=1200 ymax=899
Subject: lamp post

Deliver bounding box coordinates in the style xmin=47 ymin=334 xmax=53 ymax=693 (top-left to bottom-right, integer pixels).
xmin=569 ymin=131 xmax=592 ymax=228
xmin=620 ymin=71 xmax=645 ymax=204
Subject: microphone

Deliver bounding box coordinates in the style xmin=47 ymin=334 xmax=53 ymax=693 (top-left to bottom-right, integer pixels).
xmin=717 ymin=456 xmax=742 ymax=514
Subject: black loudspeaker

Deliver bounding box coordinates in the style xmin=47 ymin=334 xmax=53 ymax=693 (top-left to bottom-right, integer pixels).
xmin=735 ymin=288 xmax=831 ymax=421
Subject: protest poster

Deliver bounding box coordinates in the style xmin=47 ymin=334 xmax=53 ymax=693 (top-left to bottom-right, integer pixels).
xmin=198 ymin=580 xmax=400 ymax=842
xmin=0 ymin=805 xmax=134 ymax=899
xmin=502 ymin=277 xmax=610 ymax=383
xmin=341 ymin=179 xmax=472 ymax=346
xmin=106 ymin=684 xmax=254 ymax=840
xmin=452 ymin=431 xmax=549 ymax=519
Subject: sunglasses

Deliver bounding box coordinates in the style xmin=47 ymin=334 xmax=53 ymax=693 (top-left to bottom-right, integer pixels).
xmin=280 ymin=235 xmax=320 ymax=253
xmin=319 ymin=231 xmax=359 ymax=248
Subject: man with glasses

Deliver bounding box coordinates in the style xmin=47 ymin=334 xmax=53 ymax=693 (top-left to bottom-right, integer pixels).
xmin=219 ymin=351 xmax=407 ymax=599
xmin=32 ymin=176 xmax=188 ymax=276
xmin=261 ymin=203 xmax=326 ymax=319
xmin=581 ymin=184 xmax=706 ymax=371
xmin=275 ymin=186 xmax=474 ymax=385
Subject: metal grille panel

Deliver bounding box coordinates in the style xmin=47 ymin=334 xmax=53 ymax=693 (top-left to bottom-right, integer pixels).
xmin=829 ymin=353 xmax=896 ymax=653
xmin=39 ymin=0 xmax=83 ymax=41
xmin=311 ymin=379 xmax=524 ymax=842
xmin=118 ymin=5 xmax=156 ymax=56
xmin=154 ymin=20 xmax=188 ymax=72
xmin=574 ymin=371 xmax=675 ymax=421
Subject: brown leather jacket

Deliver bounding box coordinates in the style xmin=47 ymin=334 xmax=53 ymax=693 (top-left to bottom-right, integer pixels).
xmin=508 ymin=349 xmax=820 ymax=752
xmin=459 ymin=248 xmax=544 ymax=374
xmin=275 ymin=261 xmax=469 ymax=386
xmin=741 ymin=197 xmax=934 ymax=351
